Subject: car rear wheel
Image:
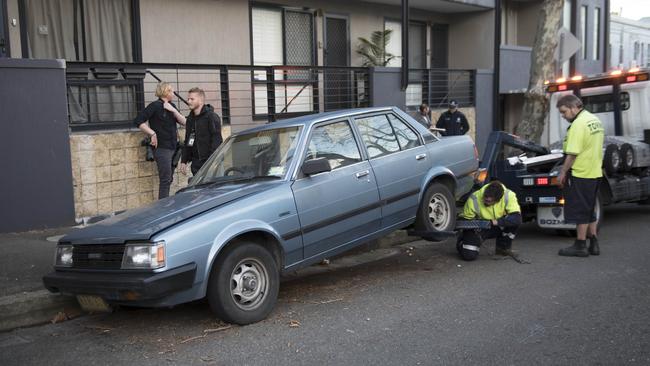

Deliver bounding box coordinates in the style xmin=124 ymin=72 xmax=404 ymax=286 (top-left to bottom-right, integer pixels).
xmin=415 ymin=182 xmax=456 ymax=233
xmin=207 ymin=241 xmax=279 ymax=325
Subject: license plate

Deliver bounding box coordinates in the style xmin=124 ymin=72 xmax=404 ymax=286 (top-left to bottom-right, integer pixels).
xmin=539 ymin=196 xmax=557 ymax=204
xmin=77 ymin=295 xmax=112 ymax=313
xmin=536 ymin=206 xmax=576 ymax=229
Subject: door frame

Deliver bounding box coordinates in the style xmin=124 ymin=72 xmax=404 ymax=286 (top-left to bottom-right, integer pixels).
xmin=0 ymin=0 xmax=10 ymax=57
xmin=323 ymin=13 xmax=350 ymax=67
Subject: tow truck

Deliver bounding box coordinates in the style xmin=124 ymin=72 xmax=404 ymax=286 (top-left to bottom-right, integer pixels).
xmin=479 ymin=67 xmax=650 ymax=232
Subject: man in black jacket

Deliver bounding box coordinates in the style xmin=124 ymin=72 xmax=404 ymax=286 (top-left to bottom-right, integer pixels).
xmin=181 ymin=87 xmax=223 ymax=176
xmin=435 ymin=100 xmax=469 ymax=136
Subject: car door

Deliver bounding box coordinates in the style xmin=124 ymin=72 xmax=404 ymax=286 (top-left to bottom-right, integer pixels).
xmin=354 ymin=113 xmax=431 ymax=228
xmin=291 ymin=119 xmax=381 ymax=260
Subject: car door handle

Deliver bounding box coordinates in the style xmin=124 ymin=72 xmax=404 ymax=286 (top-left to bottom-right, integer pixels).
xmin=355 ymin=170 xmax=370 ymax=179
xmin=416 ymin=153 xmax=427 ymax=160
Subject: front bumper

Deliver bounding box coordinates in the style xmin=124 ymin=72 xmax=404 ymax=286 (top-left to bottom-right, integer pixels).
xmin=42 ymin=263 xmax=197 ymax=302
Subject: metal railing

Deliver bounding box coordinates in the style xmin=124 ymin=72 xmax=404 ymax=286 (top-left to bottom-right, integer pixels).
xmin=65 ymin=62 xmax=370 ymax=131
xmin=407 ymin=68 xmax=475 ymax=109
xmin=64 ymin=62 xmax=476 ymax=131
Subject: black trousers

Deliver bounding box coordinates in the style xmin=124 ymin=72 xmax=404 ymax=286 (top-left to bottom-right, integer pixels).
xmin=154 ymin=147 xmax=175 ymax=199
xmin=458 ymin=225 xmax=519 ymax=261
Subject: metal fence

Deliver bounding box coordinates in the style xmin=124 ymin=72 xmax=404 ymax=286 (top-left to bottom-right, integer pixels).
xmin=406 ymin=68 xmax=475 ymax=109
xmin=65 ymin=62 xmax=370 ymax=131
xmin=64 ymin=63 xmax=476 ymax=131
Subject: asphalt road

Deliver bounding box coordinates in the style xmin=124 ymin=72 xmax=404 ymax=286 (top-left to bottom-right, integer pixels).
xmin=1 ymin=204 xmax=649 ymax=366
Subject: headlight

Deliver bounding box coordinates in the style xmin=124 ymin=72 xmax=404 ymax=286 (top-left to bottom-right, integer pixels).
xmin=121 ymin=241 xmax=165 ymax=269
xmin=55 ymin=245 xmax=73 ymax=267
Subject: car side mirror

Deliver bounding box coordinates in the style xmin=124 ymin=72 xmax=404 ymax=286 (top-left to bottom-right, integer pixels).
xmin=301 ymin=157 xmax=331 ymax=176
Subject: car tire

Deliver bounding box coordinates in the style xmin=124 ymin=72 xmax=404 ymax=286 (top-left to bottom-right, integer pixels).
xmin=619 ymin=143 xmax=635 ymax=172
xmin=603 ymin=144 xmax=621 ymax=176
xmin=207 ymin=241 xmax=279 ymax=325
xmin=415 ymin=182 xmax=456 ymax=234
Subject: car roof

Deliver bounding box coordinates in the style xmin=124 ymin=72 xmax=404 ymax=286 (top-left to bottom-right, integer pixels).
xmin=233 ymin=107 xmax=397 ymax=135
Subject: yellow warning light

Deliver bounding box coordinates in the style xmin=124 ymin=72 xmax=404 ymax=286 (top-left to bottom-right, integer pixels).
xmin=610 ymin=70 xmax=623 ymax=76
xmin=570 ymin=75 xmax=583 ymax=81
xmin=556 ymin=77 xmax=566 ymax=83
xmin=629 ymin=67 xmax=640 ymax=73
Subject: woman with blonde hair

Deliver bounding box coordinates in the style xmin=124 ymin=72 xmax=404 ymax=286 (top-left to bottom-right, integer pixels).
xmin=134 ymin=82 xmax=186 ymax=199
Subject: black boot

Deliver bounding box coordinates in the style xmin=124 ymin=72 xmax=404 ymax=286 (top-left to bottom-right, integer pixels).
xmin=588 ymin=236 xmax=600 ymax=256
xmin=558 ymin=240 xmax=589 ymax=257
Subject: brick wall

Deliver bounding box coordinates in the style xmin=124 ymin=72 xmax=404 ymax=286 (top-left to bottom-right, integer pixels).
xmin=69 ymin=126 xmax=231 ymax=220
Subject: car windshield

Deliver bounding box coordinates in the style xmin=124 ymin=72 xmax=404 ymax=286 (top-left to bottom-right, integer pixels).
xmin=189 ymin=126 xmax=302 ymax=186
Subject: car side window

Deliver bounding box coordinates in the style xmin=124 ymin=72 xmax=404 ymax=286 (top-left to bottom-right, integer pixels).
xmin=388 ymin=114 xmax=421 ymax=150
xmin=306 ymin=120 xmax=362 ymax=170
xmin=355 ymin=114 xmax=401 ymax=159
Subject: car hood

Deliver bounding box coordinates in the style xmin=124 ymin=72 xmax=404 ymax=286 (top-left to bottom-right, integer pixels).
xmin=61 ymin=181 xmax=282 ymax=245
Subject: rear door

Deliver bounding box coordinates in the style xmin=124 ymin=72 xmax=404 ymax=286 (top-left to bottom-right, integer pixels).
xmin=354 ymin=112 xmax=430 ymax=228
xmin=291 ymin=119 xmax=381 ymax=260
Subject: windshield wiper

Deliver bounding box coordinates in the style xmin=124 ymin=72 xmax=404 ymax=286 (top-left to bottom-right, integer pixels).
xmin=183 ymin=174 xmax=282 ymax=191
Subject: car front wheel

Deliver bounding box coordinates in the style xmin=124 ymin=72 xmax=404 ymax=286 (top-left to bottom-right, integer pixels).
xmin=415 ymin=182 xmax=456 ymax=233
xmin=207 ymin=241 xmax=279 ymax=325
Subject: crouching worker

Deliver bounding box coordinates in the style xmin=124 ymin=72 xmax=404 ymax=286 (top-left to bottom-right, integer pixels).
xmin=457 ymin=181 xmax=522 ymax=261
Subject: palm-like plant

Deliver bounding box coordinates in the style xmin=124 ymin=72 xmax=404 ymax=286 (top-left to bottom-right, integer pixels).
xmin=356 ymin=29 xmax=397 ymax=67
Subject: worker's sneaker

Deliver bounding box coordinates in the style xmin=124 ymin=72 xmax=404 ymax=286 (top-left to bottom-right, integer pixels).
xmin=588 ymin=236 xmax=600 ymax=256
xmin=558 ymin=240 xmax=589 ymax=257
xmin=495 ymin=247 xmax=516 ymax=256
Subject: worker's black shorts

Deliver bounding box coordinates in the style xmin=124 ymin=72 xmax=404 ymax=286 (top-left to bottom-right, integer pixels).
xmin=563 ymin=174 xmax=599 ymax=224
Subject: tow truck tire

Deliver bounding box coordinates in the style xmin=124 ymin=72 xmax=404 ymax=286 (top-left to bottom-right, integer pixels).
xmin=603 ymin=144 xmax=621 ymax=176
xmin=619 ymin=143 xmax=635 ymax=172
xmin=415 ymin=182 xmax=456 ymax=235
xmin=207 ymin=241 xmax=279 ymax=325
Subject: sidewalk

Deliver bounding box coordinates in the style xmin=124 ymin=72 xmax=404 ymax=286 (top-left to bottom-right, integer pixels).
xmin=0 ymin=226 xmax=419 ymax=332
xmin=0 ymin=228 xmax=81 ymax=332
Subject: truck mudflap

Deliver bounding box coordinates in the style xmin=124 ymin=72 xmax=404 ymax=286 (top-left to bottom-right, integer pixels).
xmin=536 ymin=205 xmax=575 ymax=229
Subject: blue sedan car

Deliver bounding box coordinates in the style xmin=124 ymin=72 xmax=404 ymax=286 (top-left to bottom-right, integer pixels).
xmin=44 ymin=107 xmax=478 ymax=324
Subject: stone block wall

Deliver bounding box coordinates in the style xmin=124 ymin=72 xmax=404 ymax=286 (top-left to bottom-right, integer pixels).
xmin=69 ymin=125 xmax=232 ymax=220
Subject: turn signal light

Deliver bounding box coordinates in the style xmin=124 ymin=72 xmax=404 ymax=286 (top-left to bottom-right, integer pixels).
xmin=638 ymin=73 xmax=649 ymax=81
xmin=474 ymin=169 xmax=488 ymax=184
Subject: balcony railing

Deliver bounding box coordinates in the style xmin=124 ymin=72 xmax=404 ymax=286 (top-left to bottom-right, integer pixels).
xmin=406 ymin=68 xmax=475 ymax=109
xmin=65 ymin=62 xmax=370 ymax=131
xmin=64 ymin=62 xmax=476 ymax=131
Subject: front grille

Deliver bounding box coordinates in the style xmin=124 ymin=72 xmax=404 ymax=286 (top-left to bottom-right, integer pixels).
xmin=73 ymin=244 xmax=125 ymax=269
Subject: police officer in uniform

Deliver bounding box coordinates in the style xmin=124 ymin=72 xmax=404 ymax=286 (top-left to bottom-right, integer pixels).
xmin=457 ymin=181 xmax=522 ymax=261
xmin=436 ymin=100 xmax=469 ymax=136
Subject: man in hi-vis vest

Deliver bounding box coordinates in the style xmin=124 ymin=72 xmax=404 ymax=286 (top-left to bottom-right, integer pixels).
xmin=457 ymin=181 xmax=522 ymax=261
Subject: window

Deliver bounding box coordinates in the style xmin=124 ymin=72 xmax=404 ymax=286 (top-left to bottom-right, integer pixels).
xmin=580 ymin=6 xmax=587 ymax=60
xmin=22 ymin=0 xmax=135 ymax=61
xmin=387 ymin=114 xmax=420 ymax=150
xmin=384 ymin=20 xmax=402 ymax=67
xmin=252 ymin=6 xmax=315 ymax=117
xmin=355 ymin=115 xmax=401 ymax=158
xmin=306 ymin=121 xmax=361 ymax=170
xmin=582 ymin=92 xmax=630 ymax=114
xmin=593 ymin=7 xmax=600 ymax=60
xmin=21 ymin=0 xmax=140 ymax=129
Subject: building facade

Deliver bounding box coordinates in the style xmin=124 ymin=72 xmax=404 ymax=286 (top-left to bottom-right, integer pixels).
xmin=609 ymin=15 xmax=650 ymax=69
